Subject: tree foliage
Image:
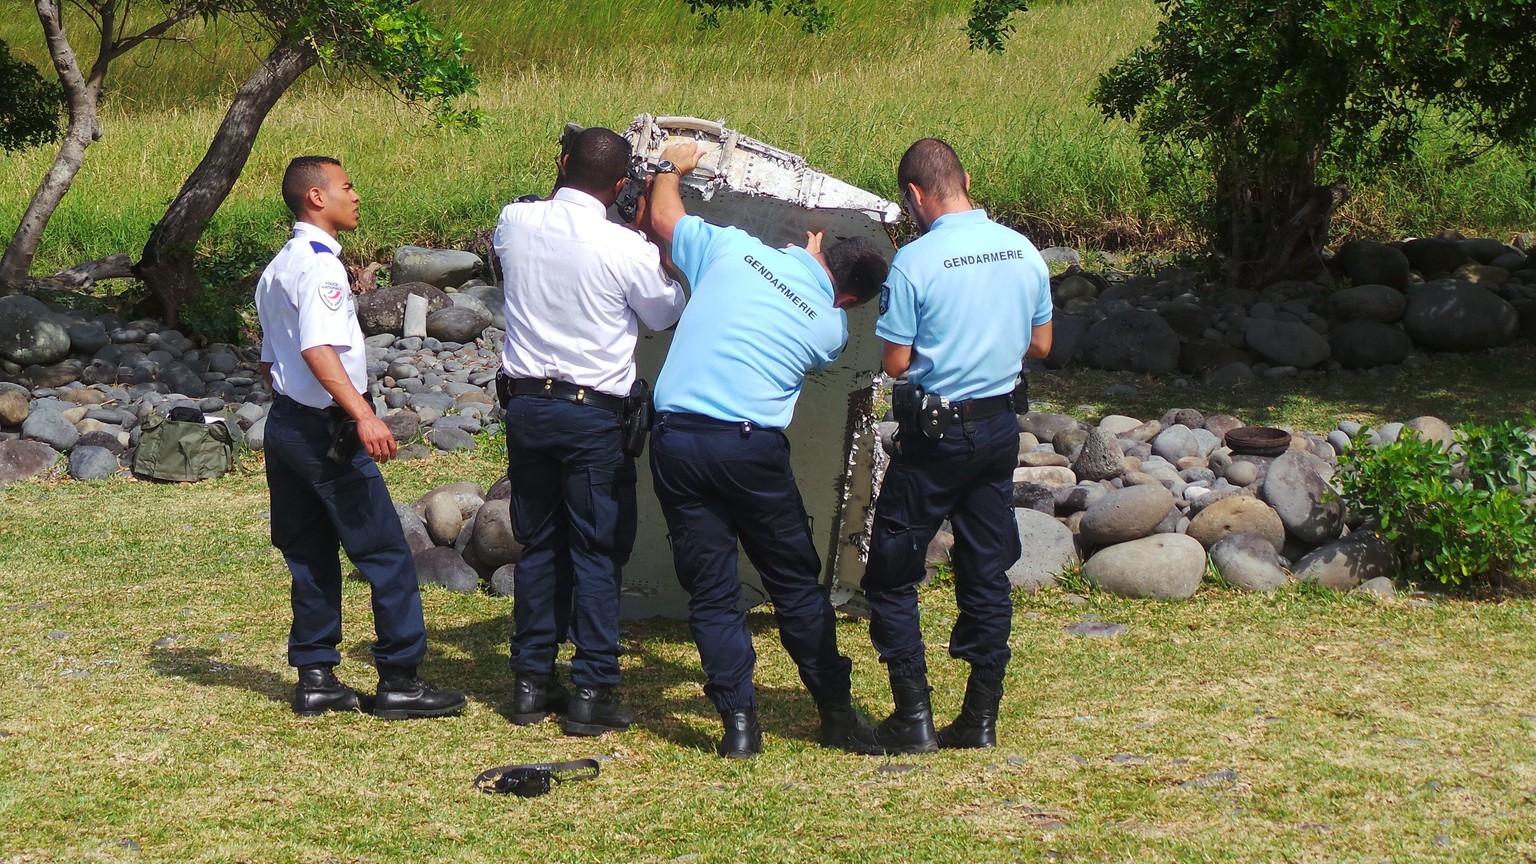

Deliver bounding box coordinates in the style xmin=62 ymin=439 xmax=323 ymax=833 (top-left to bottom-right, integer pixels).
xmin=0 ymin=39 xmax=62 ymax=154
xmin=1092 ymin=0 xmax=1536 ymax=285
xmin=136 ymin=0 xmax=480 ymax=326
xmin=684 ymin=0 xmax=1027 ymax=45
xmin=255 ymin=0 xmax=480 ymax=126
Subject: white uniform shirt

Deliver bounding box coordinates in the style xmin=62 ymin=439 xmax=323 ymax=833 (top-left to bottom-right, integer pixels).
xmin=494 ymin=187 xmax=686 ymax=397
xmin=256 ymin=222 xmax=367 ymax=409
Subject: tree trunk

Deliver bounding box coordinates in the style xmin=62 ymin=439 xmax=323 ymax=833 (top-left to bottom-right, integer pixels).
xmin=137 ymin=38 xmax=317 ymax=324
xmin=0 ymin=0 xmax=105 ymax=286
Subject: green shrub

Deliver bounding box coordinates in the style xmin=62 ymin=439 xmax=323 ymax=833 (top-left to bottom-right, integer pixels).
xmin=1336 ymin=418 xmax=1536 ymax=589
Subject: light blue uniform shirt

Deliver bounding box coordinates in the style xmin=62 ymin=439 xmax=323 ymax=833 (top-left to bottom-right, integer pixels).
xmin=876 ymin=209 xmax=1052 ymax=401
xmin=654 ymin=215 xmax=846 ymax=429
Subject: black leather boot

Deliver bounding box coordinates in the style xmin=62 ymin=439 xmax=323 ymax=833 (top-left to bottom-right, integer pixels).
xmin=292 ymin=665 xmax=360 ymax=716
xmin=817 ymin=699 xmax=883 ymax=755
xmin=373 ymin=674 xmax=467 ymax=720
xmin=936 ymin=677 xmax=1003 ymax=749
xmin=507 ymin=672 xmax=571 ymax=726
xmin=717 ymin=707 xmax=762 ymax=759
xmin=561 ymin=686 xmax=634 ymax=736
xmin=874 ymin=676 xmax=939 ymax=754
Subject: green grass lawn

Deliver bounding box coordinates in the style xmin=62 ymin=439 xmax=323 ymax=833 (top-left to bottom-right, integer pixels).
xmin=4 ymin=356 xmax=1536 ymax=862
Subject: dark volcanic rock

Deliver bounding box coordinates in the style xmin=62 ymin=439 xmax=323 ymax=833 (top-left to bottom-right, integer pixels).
xmin=1080 ymin=310 xmax=1180 ymax=375
xmin=1329 ymin=320 xmax=1413 ymax=368
xmin=1403 ymin=281 xmax=1518 ymax=352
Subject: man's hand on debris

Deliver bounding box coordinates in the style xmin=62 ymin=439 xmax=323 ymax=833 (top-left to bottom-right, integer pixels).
xmin=661 ymin=140 xmax=701 ymax=175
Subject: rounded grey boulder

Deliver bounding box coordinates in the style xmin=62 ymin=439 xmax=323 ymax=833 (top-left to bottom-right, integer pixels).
xmin=424 ymin=493 xmax=464 ymax=546
xmin=1329 ymin=320 xmax=1413 ymax=368
xmin=490 ymin=563 xmax=517 ymax=597
xmin=391 ymin=245 xmax=484 ymax=289
xmin=426 ymin=305 xmax=492 ymax=343
xmin=414 ymin=546 xmax=480 ymax=594
xmin=1209 ymin=533 xmax=1289 ymax=593
xmin=1292 ymin=531 xmax=1395 ymax=591
xmin=1401 ymin=238 xmax=1469 ymax=276
xmin=1262 ymin=451 xmax=1344 ymax=545
xmin=21 ymin=410 xmax=78 ymax=451
xmin=469 ymin=498 xmax=523 ymax=569
xmin=1329 ymin=284 xmax=1407 ymax=323
xmin=1080 ymin=310 xmax=1180 ymax=375
xmin=1245 ymin=318 xmax=1331 ymax=368
xmin=1403 ymin=280 xmax=1518 ymax=351
xmin=394 ymin=503 xmax=434 ymax=555
xmin=0 ymin=296 xmax=72 ymax=366
xmin=0 ymin=439 xmax=58 ymax=486
xmin=1335 ymin=240 xmax=1409 ymax=289
xmin=67 ymin=445 xmax=119 ymax=481
xmin=427 ymin=426 xmax=476 ymax=451
xmin=1084 ymin=534 xmax=1207 ymax=599
xmin=1079 ymin=483 xmax=1175 ymax=546
xmin=1186 ymin=495 xmax=1285 ymax=552
xmin=1006 ymin=508 xmax=1078 ymax=591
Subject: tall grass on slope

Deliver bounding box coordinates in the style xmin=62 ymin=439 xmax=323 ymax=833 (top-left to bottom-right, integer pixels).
xmin=0 ymin=0 xmax=1530 ymax=278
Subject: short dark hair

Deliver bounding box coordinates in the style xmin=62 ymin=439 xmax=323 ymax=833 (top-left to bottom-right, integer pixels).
xmin=282 ymin=156 xmax=342 ymax=217
xmin=561 ymin=127 xmax=631 ymax=194
xmin=826 ymin=237 xmax=889 ymax=305
xmin=897 ymin=138 xmax=966 ymax=201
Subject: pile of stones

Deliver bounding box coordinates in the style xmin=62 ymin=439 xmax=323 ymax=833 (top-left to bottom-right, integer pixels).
xmin=396 ymin=477 xmax=522 ymax=597
xmin=901 ymin=408 xmax=1455 ymax=600
xmin=1043 ymin=233 xmax=1536 ymax=381
xmin=0 ymin=246 xmax=506 ymax=487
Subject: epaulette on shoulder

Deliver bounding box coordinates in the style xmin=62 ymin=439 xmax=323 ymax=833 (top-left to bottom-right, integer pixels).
xmin=309 ymin=240 xmax=335 ymax=255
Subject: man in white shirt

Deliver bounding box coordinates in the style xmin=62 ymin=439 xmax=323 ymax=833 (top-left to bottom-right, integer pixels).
xmin=256 ymin=156 xmax=464 ymax=720
xmin=493 ymin=127 xmax=686 ymax=735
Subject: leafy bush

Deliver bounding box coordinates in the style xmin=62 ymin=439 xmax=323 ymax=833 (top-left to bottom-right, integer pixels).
xmin=1336 ymin=418 xmax=1536 ymax=589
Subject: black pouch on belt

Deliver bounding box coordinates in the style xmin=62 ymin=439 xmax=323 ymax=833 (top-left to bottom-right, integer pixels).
xmin=1010 ymin=374 xmax=1030 ymax=414
xmin=324 ymin=406 xmax=359 ymax=465
xmin=621 ymin=378 xmax=653 ymax=458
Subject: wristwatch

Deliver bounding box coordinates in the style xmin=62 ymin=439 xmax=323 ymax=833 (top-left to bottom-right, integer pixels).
xmin=653 ymin=160 xmax=679 ymax=176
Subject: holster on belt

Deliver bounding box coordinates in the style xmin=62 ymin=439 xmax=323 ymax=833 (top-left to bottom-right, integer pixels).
xmin=1010 ymin=374 xmax=1029 ymax=414
xmin=621 ymin=379 xmax=653 ymax=457
xmin=495 ymin=371 xmax=513 ymax=408
xmin=323 ymin=406 xmax=359 ymax=465
xmin=893 ymin=380 xmax=950 ymax=442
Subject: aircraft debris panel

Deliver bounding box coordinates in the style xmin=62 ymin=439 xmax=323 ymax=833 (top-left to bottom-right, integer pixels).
xmin=611 ymin=114 xmax=900 ymax=619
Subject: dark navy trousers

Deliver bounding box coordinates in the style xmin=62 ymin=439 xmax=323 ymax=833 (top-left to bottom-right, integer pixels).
xmin=649 ymin=413 xmax=854 ymax=712
xmin=264 ymin=396 xmax=426 ymax=675
xmin=504 ymin=395 xmax=635 ymax=689
xmin=864 ymin=411 xmax=1021 ymax=682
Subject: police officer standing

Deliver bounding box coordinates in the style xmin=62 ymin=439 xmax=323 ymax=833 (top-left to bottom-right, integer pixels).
xmin=493 ymin=127 xmax=686 ymax=736
xmin=863 ymin=138 xmax=1053 ymax=753
xmin=256 ymin=156 xmax=465 ymax=720
xmin=645 ymin=140 xmax=890 ymax=758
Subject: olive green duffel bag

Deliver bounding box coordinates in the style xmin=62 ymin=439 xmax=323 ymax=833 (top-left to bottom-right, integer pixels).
xmin=131 ymin=413 xmax=237 ymax=482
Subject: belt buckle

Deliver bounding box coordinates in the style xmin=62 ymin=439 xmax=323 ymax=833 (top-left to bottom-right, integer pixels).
xmin=575 ymin=387 xmax=586 ymax=403
xmin=542 ymin=378 xmax=553 ymax=393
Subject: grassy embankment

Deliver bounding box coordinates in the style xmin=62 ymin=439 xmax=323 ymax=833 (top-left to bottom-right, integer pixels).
xmin=1 ymin=0 xmax=1533 ymax=280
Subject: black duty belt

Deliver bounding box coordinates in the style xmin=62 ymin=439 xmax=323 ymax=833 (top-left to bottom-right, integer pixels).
xmin=504 ymin=376 xmax=624 ymax=413
xmin=949 ymin=394 xmax=1013 ymax=423
xmin=474 ymin=758 xmax=600 ymax=798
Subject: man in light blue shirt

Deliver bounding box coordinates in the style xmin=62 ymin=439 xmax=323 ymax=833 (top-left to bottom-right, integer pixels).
xmin=646 ymin=139 xmax=890 ymax=759
xmin=864 ymin=138 xmax=1053 ymax=754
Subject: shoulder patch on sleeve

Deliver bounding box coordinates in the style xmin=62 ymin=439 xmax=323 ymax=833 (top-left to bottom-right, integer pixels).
xmin=879 ymin=285 xmax=890 ymax=315
xmin=318 ymin=281 xmax=346 ymax=311
xmin=309 ymin=241 xmax=334 ymax=255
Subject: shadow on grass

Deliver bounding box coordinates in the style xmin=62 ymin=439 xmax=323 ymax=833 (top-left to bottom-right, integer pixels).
xmin=424 ymin=610 xmax=817 ymax=753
